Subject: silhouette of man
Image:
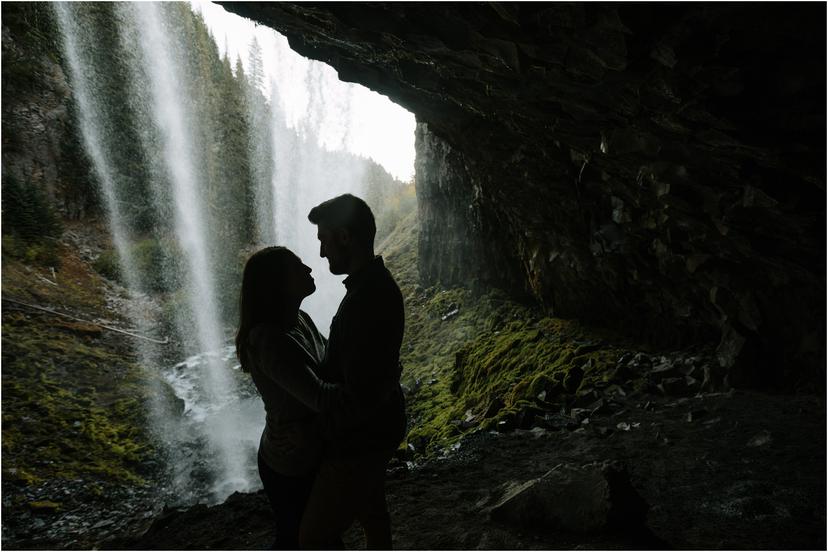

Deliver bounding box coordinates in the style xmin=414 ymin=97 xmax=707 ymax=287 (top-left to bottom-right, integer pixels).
xmin=299 ymin=193 xmax=406 ymax=550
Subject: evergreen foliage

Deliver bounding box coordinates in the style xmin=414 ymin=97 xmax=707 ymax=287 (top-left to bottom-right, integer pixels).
xmin=5 ymin=1 xmax=409 ymax=327
xmin=1 ymin=174 xmax=63 ymax=244
xmin=1 ymin=3 xmax=61 ymax=93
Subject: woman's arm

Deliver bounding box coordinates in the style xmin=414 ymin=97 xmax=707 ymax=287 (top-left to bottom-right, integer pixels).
xmin=250 ymin=325 xmax=342 ymax=413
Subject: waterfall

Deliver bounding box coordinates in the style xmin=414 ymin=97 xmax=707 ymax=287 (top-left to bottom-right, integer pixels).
xmin=118 ymin=2 xmax=254 ymax=502
xmin=54 ymin=0 xmax=410 ymax=508
xmin=55 ymin=2 xmax=262 ymax=505
xmin=264 ymin=55 xmax=368 ymax=333
xmin=52 ymin=0 xmax=169 ymax=487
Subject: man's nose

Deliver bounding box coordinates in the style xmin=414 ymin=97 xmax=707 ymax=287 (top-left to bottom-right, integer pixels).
xmin=319 ymin=244 xmax=326 ymax=258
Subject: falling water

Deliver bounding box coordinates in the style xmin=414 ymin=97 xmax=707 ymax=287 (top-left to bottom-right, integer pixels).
xmin=265 ymin=56 xmax=369 ymax=333
xmin=55 ymin=0 xmax=411 ymax=508
xmin=51 ymin=1 xmax=169 ymax=479
xmin=119 ymin=2 xmax=255 ymax=502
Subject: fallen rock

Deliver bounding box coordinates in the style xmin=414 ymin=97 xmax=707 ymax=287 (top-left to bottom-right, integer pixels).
xmin=747 ymin=431 xmax=772 ymax=447
xmin=648 ymin=362 xmax=682 ymax=382
xmin=487 ymin=461 xmax=648 ymax=533
xmin=656 ymin=377 xmax=682 ymax=395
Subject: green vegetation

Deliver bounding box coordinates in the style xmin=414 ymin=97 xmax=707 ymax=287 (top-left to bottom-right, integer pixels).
xmin=2 ymin=242 xmax=156 ymax=490
xmin=380 ymin=199 xmax=630 ymax=458
xmin=1 ymin=174 xmax=63 ymax=267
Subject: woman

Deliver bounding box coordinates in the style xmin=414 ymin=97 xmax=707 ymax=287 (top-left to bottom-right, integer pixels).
xmin=235 ymin=246 xmax=339 ymax=549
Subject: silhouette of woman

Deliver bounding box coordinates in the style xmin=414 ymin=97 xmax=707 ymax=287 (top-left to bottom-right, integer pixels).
xmin=235 ymin=246 xmax=340 ymax=549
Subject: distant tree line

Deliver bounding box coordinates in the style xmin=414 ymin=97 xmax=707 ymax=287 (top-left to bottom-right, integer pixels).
xmin=2 ymin=2 xmax=409 ymax=328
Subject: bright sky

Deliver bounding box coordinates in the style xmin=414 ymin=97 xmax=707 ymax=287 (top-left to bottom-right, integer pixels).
xmin=191 ymin=1 xmax=416 ymax=182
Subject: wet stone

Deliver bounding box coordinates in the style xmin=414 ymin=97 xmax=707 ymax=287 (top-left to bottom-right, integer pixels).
xmin=487 ymin=461 xmax=648 ymax=533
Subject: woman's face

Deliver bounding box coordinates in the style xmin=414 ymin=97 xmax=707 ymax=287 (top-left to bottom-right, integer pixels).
xmin=282 ymin=254 xmax=315 ymax=301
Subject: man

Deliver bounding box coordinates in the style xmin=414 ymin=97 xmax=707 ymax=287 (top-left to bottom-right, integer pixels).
xmin=299 ymin=193 xmax=406 ymax=550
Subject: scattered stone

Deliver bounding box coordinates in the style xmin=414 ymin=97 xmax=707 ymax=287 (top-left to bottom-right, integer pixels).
xmin=685 ymin=375 xmax=702 ymax=392
xmin=594 ymin=426 xmax=613 ymax=438
xmin=686 ymin=409 xmax=708 ymax=422
xmin=649 ymin=362 xmax=681 ymax=382
xmin=92 ymin=518 xmax=115 ymax=529
xmin=488 ymin=461 xmax=648 ymax=533
xmin=588 ymin=398 xmax=613 ymax=417
xmin=676 ymin=360 xmax=700 ymax=378
xmin=496 ymin=418 xmax=515 ymax=433
xmin=657 ymin=376 xmax=697 ymax=396
xmin=441 ymin=306 xmax=460 ymax=321
xmin=538 ymin=412 xmax=579 ymax=431
xmin=573 ymin=388 xmax=601 ymax=407
xmin=702 ymin=363 xmax=729 ymax=392
xmin=628 ymin=353 xmax=653 ymax=374
xmin=617 ymin=422 xmax=631 ymax=431
xmin=747 ymin=431 xmax=772 ymax=447
xmin=604 ymin=384 xmax=627 ymax=398
xmin=516 ymin=407 xmax=540 ymax=430
xmin=608 ymin=363 xmax=633 ymax=382
xmin=570 ymin=408 xmax=591 ymax=423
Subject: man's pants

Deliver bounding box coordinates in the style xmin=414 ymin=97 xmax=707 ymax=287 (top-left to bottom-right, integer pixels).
xmin=299 ymin=452 xmax=393 ymax=550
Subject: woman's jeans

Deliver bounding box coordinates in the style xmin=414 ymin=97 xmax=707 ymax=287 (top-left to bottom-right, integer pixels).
xmin=257 ymin=453 xmax=315 ymax=550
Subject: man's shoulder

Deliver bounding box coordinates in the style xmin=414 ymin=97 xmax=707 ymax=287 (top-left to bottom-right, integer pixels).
xmin=347 ymin=270 xmax=402 ymax=305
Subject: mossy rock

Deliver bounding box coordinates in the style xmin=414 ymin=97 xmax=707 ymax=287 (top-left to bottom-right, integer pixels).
xmin=29 ymin=500 xmax=61 ymax=513
xmin=379 ymin=206 xmax=639 ymax=459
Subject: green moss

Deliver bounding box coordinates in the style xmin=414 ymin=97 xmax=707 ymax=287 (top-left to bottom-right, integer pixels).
xmin=29 ymin=500 xmax=61 ymax=512
xmin=2 ymin=249 xmax=157 ymax=489
xmin=380 ymin=205 xmax=636 ymax=459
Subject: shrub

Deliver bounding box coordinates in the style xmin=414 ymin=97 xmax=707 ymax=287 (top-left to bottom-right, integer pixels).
xmin=93 ymin=249 xmax=121 ymax=281
xmin=1 ymin=174 xmax=63 ymax=246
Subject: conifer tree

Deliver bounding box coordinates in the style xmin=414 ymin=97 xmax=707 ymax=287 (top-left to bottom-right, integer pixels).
xmin=247 ymin=36 xmax=265 ymax=94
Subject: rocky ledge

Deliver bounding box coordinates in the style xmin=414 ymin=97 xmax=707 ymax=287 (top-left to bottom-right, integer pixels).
xmin=106 ymin=387 xmax=824 ymax=550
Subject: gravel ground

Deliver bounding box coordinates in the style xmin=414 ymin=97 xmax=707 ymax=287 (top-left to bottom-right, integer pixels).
xmin=108 ymin=388 xmax=825 ymax=550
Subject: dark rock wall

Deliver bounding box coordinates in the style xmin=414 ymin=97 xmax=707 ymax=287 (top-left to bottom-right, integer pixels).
xmin=2 ymin=5 xmax=95 ymax=220
xmin=220 ymin=2 xmax=825 ymax=389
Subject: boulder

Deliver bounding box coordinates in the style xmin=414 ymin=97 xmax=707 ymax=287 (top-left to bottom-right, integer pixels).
xmin=487 ymin=461 xmax=648 ymax=533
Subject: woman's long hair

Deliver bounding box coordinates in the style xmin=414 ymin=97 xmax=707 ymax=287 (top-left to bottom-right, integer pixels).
xmin=235 ymin=246 xmax=295 ymax=372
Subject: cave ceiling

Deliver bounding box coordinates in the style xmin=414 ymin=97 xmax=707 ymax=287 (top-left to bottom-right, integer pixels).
xmin=219 ymin=2 xmax=826 ymax=388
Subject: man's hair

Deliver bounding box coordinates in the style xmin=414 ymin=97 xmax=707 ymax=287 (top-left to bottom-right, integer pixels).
xmin=308 ymin=194 xmax=376 ymax=247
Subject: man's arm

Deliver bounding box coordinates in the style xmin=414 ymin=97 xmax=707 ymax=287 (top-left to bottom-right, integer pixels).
xmin=250 ymin=325 xmax=343 ymax=413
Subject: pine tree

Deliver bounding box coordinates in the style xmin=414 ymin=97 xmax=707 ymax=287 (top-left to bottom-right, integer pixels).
xmin=247 ymin=36 xmax=265 ymax=94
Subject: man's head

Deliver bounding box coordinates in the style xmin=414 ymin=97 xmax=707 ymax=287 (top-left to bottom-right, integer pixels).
xmin=308 ymin=194 xmax=376 ymax=275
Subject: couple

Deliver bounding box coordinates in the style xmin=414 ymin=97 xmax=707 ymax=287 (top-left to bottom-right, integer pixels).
xmin=235 ymin=194 xmax=406 ymax=550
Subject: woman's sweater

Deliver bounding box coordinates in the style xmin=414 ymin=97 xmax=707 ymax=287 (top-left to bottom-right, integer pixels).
xmin=247 ymin=310 xmax=339 ymax=475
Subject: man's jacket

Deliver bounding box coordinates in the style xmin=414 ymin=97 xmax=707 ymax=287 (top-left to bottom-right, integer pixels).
xmin=320 ymin=255 xmax=406 ymax=456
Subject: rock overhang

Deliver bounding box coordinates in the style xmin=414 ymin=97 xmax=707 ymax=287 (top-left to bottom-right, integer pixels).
xmin=219 ymin=2 xmax=826 ymax=389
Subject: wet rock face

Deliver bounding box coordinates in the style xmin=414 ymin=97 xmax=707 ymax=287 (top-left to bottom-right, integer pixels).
xmin=220 ymin=3 xmax=825 ymax=388
xmin=2 ymin=16 xmax=92 ymax=220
